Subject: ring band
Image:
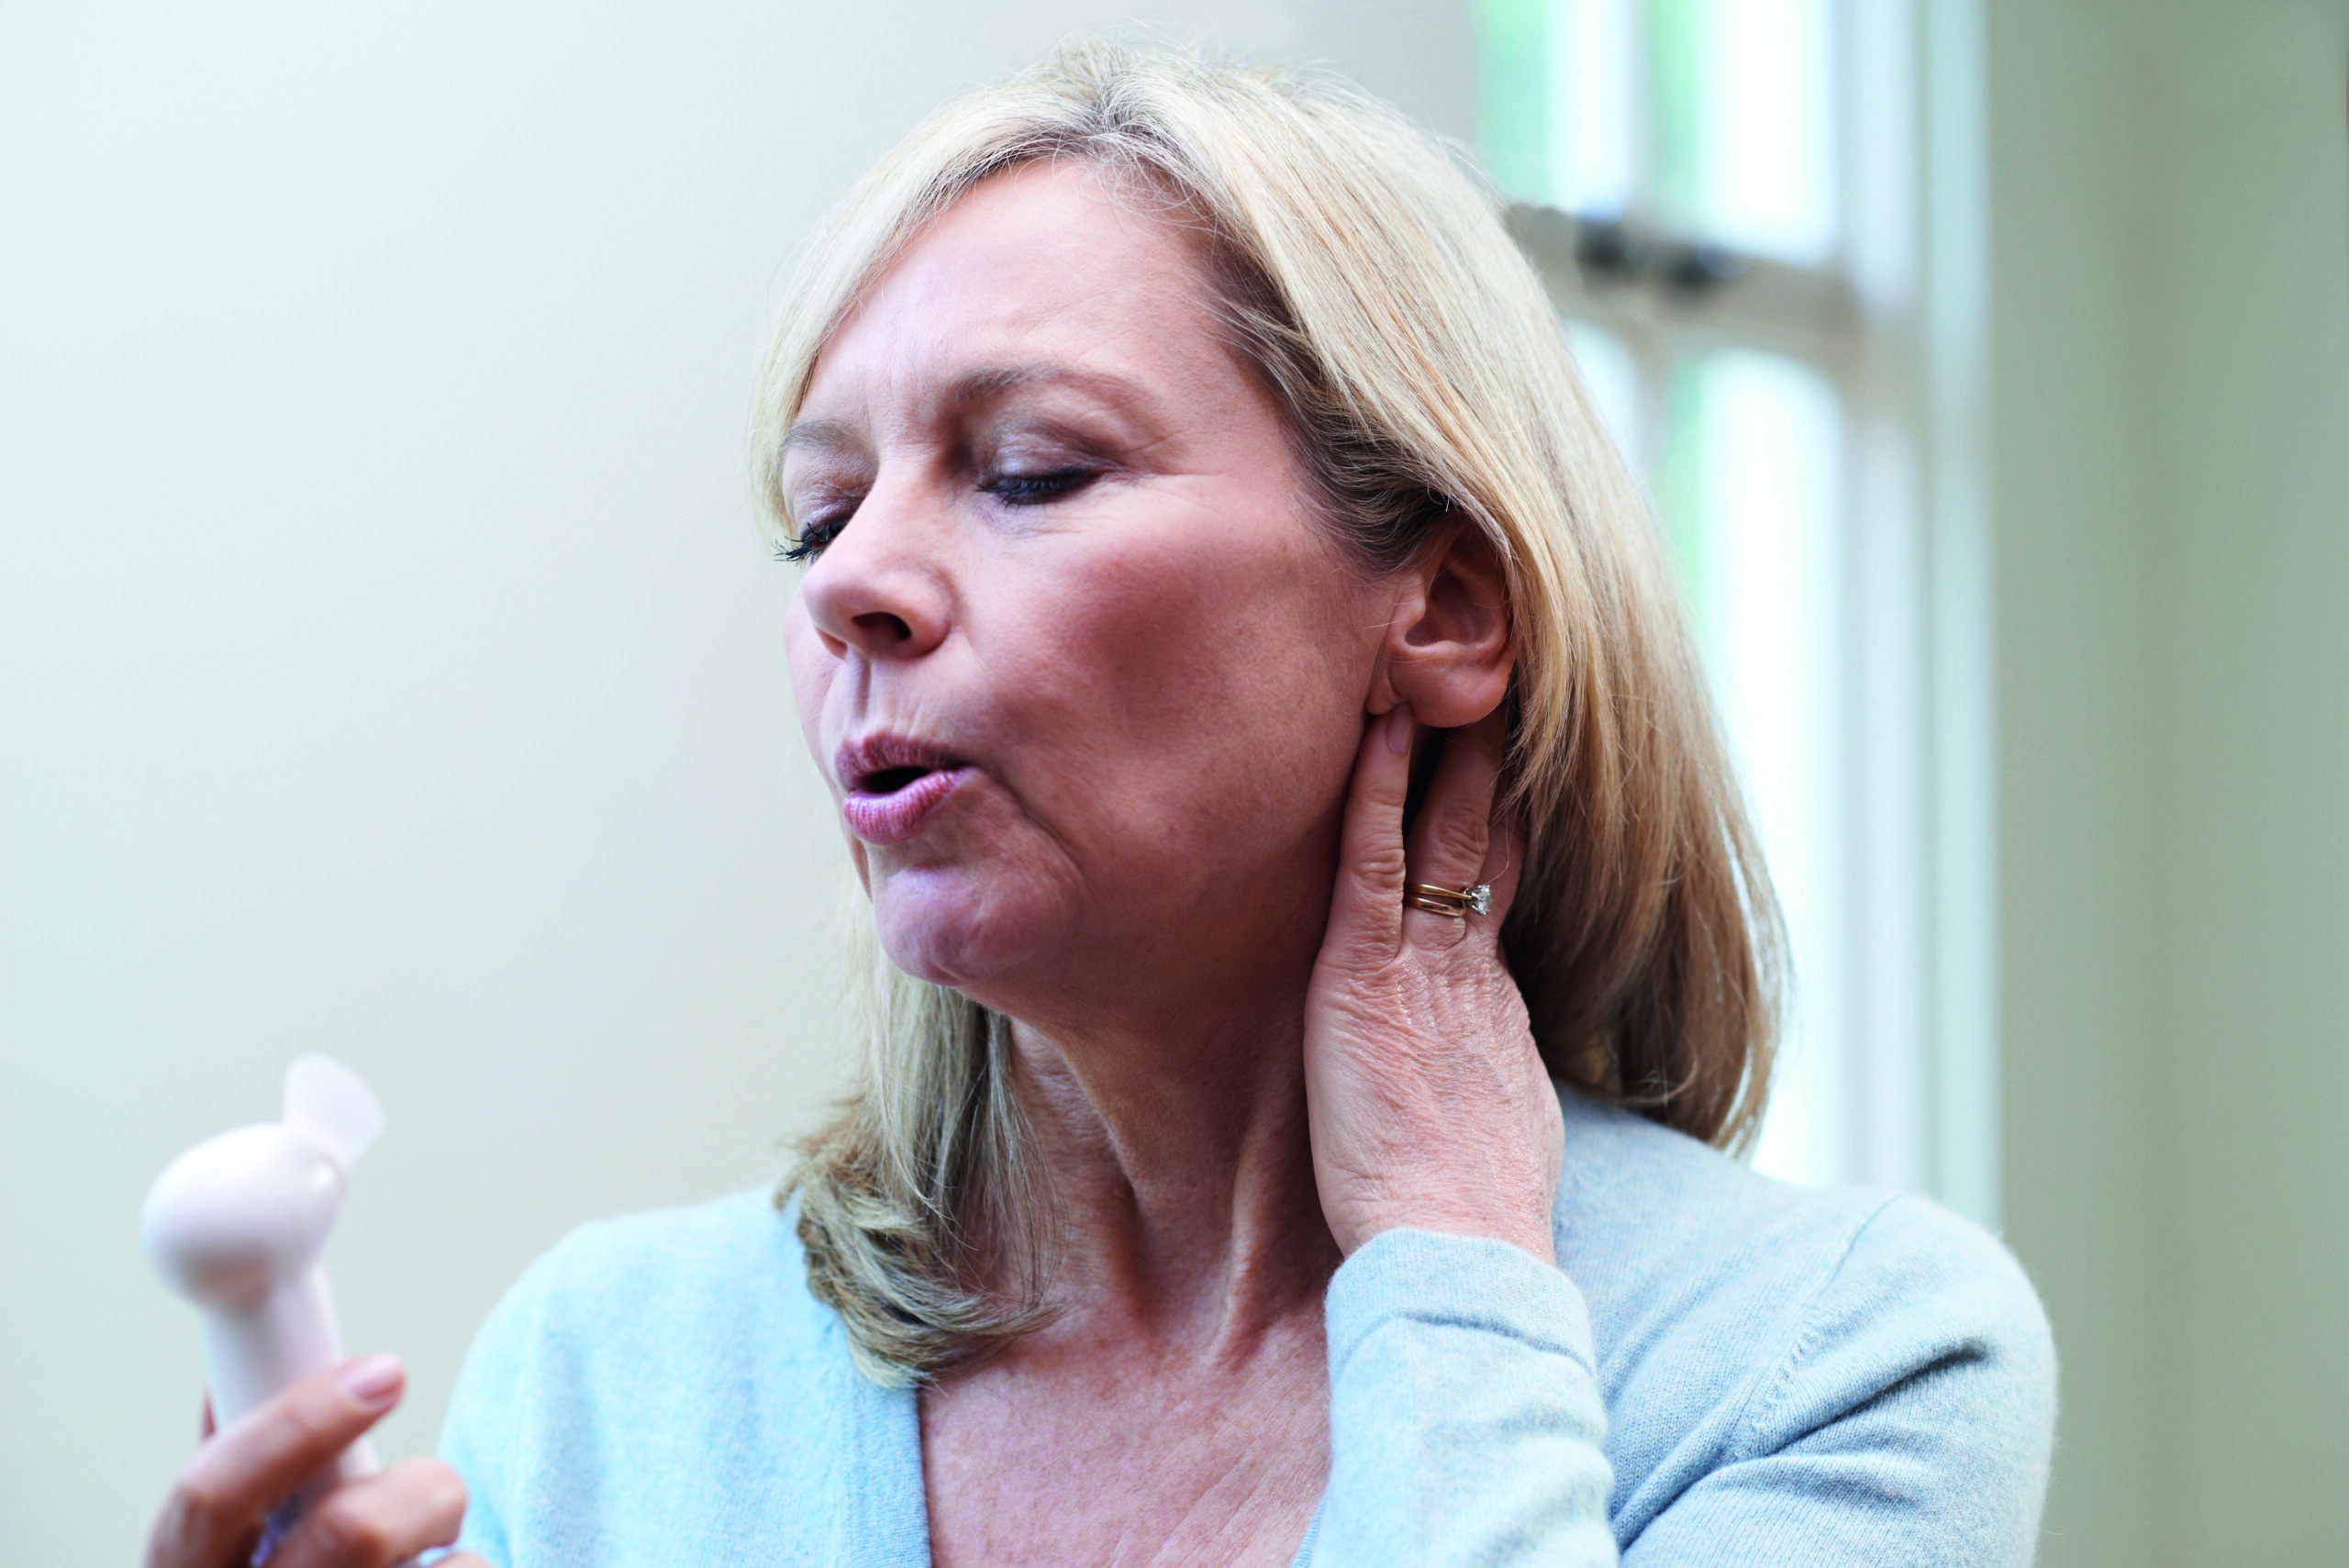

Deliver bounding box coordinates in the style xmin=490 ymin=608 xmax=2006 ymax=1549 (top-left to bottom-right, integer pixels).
xmin=1404 ymin=881 xmax=1491 ymax=918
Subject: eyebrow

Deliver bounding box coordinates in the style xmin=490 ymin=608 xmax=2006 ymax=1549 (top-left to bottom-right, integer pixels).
xmin=776 ymin=417 xmax=862 ymax=459
xmin=777 ymin=362 xmax=1162 ymax=457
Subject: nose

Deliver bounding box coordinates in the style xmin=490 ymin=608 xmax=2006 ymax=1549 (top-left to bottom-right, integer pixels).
xmin=795 ymin=480 xmax=953 ymax=662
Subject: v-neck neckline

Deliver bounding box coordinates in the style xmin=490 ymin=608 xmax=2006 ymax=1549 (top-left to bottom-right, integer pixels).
xmin=859 ymin=1376 xmax=1325 ymax=1567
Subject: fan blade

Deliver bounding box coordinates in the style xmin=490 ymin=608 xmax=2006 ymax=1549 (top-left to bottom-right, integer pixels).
xmin=283 ymin=1054 xmax=385 ymax=1168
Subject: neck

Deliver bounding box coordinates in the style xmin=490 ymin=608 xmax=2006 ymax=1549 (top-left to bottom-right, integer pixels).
xmin=999 ymin=990 xmax=1341 ymax=1361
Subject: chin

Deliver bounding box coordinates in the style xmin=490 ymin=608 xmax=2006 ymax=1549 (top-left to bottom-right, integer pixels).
xmin=869 ymin=863 xmax=1054 ymax=994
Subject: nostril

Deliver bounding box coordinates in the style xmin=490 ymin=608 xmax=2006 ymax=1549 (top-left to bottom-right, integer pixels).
xmin=853 ymin=610 xmax=915 ymax=642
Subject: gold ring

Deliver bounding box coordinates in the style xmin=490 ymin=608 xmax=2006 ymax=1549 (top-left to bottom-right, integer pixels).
xmin=1404 ymin=881 xmax=1491 ymax=918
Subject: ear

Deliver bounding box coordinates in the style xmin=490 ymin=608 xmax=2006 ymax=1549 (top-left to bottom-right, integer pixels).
xmin=1365 ymin=522 xmax=1514 ymax=728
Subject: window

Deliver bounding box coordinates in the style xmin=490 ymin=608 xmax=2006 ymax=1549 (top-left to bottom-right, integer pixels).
xmin=1477 ymin=0 xmax=1995 ymax=1218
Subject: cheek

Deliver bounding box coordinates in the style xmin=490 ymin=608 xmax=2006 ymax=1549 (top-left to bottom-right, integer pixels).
xmin=999 ymin=524 xmax=1375 ymax=840
xmin=783 ymin=594 xmax=832 ymax=755
xmin=783 ymin=595 xmax=873 ymax=886
xmin=1123 ymin=533 xmax=1364 ymax=722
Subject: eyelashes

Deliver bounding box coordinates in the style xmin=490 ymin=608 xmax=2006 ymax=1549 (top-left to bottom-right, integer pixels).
xmin=778 ymin=515 xmax=846 ymax=564
xmin=975 ymin=467 xmax=1094 ymax=506
xmin=779 ymin=466 xmax=1098 ymax=563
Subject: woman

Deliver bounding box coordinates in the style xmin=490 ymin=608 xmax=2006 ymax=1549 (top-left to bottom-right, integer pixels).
xmin=146 ymin=44 xmax=2054 ymax=1568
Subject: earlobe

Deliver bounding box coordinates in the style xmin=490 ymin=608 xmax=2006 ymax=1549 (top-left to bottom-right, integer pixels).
xmin=1373 ymin=524 xmax=1515 ymax=728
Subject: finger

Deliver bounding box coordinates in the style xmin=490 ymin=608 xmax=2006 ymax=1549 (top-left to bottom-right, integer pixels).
xmin=1325 ymin=705 xmax=1417 ymax=962
xmin=1480 ymin=806 xmax=1529 ymax=930
xmin=1401 ymin=706 xmax=1508 ymax=938
xmin=267 ymin=1458 xmax=468 ymax=1568
xmin=150 ymin=1357 xmax=404 ymax=1568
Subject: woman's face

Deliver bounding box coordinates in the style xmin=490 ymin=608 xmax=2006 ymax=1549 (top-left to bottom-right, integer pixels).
xmin=781 ymin=161 xmax=1388 ymax=1022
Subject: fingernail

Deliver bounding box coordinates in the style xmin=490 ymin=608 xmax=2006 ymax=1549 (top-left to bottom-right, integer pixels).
xmin=1386 ymin=704 xmax=1414 ymax=754
xmin=340 ymin=1353 xmax=403 ymax=1410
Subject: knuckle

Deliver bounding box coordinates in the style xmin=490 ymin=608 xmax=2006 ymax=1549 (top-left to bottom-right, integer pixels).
xmin=1423 ymin=812 xmax=1488 ymax=874
xmin=1353 ymin=834 xmax=1407 ymax=876
xmin=166 ymin=1470 xmax=229 ymax=1528
xmin=1345 ymin=846 xmax=1407 ymax=901
xmin=415 ymin=1460 xmax=471 ymax=1538
xmin=156 ymin=1462 xmax=243 ymax=1551
xmin=308 ymin=1497 xmax=395 ymax=1563
xmin=270 ymin=1393 xmax=349 ymax=1456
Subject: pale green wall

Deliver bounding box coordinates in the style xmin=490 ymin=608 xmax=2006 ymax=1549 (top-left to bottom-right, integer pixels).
xmin=11 ymin=1 xmax=2344 ymax=1560
xmin=1989 ymin=3 xmax=2349 ymax=1563
xmin=0 ymin=5 xmax=1473 ymax=1560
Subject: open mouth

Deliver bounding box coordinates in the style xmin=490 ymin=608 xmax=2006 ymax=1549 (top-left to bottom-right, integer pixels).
xmin=858 ymin=764 xmax=933 ymax=796
xmin=835 ymin=733 xmax=971 ymax=845
xmin=837 ymin=731 xmax=963 ymax=795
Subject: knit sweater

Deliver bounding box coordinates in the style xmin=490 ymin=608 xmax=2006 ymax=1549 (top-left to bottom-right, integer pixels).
xmin=439 ymin=1085 xmax=2056 ymax=1564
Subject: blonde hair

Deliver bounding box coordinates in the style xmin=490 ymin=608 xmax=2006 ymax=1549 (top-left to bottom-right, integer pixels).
xmin=756 ymin=41 xmax=1783 ymax=1385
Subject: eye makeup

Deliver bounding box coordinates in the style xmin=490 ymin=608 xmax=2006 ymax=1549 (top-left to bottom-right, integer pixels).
xmin=776 ymin=362 xmax=1165 ymax=562
xmin=976 ymin=468 xmax=1098 ymax=507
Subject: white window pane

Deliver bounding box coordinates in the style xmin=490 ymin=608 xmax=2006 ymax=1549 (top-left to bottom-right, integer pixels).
xmin=1654 ymin=0 xmax=1838 ymax=260
xmin=1564 ymin=319 xmax=1642 ymax=467
xmin=1671 ymin=350 xmax=1846 ymax=1186
xmin=1545 ymin=0 xmax=1636 ymax=215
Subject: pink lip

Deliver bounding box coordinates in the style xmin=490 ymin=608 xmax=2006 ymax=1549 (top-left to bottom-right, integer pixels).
xmin=835 ymin=732 xmax=974 ymax=846
xmin=842 ymin=767 xmax=972 ymax=844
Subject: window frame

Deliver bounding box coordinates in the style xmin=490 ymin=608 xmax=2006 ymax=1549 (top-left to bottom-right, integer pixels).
xmin=1490 ymin=0 xmax=1996 ymax=1220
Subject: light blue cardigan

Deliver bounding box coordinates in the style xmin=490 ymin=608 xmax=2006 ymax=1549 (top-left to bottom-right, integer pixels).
xmin=439 ymin=1086 xmax=2056 ymax=1564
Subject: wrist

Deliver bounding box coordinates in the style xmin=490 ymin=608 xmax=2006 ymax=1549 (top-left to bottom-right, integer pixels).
xmin=1335 ymin=1199 xmax=1556 ymax=1266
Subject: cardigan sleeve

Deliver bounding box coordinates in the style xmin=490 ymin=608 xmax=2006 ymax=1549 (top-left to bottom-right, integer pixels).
xmin=1617 ymin=1196 xmax=2057 ymax=1567
xmin=1312 ymin=1229 xmax=1620 ymax=1566
xmin=1313 ymin=1201 xmax=2055 ymax=1568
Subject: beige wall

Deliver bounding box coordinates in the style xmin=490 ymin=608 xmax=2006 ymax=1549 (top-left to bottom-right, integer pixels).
xmin=1990 ymin=3 xmax=2349 ymax=1562
xmin=0 ymin=5 xmax=1469 ymax=1558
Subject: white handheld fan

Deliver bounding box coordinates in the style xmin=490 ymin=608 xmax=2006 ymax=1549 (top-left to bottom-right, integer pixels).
xmin=141 ymin=1055 xmax=388 ymax=1492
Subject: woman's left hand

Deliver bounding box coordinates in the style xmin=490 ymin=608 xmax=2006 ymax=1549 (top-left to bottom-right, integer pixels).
xmin=1302 ymin=703 xmax=1564 ymax=1263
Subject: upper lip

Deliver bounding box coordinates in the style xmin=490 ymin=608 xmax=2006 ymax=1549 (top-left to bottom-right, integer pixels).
xmin=834 ymin=731 xmax=967 ymax=794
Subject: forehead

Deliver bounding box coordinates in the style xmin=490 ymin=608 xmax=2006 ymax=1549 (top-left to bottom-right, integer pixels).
xmin=797 ymin=161 xmax=1232 ymax=422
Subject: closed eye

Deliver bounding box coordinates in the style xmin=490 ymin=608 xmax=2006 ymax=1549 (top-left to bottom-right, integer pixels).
xmin=779 ymin=465 xmax=1095 ymax=562
xmin=978 ymin=468 xmax=1096 ymax=506
xmin=778 ymin=507 xmax=854 ymax=564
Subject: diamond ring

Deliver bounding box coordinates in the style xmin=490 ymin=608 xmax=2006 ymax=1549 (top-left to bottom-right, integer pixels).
xmin=1404 ymin=881 xmax=1491 ymax=918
